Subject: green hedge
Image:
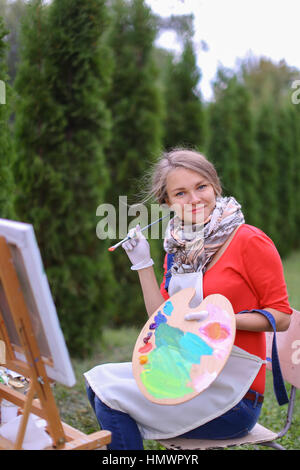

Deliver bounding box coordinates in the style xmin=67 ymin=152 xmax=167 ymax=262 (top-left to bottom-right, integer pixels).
xmin=0 ymin=1 xmax=299 ymax=356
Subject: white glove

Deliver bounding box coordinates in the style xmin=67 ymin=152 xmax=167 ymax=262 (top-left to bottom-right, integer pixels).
xmin=184 ymin=310 xmax=209 ymax=322
xmin=122 ymin=224 xmax=154 ymax=271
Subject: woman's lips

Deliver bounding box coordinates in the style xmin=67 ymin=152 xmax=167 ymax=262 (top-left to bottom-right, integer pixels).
xmin=191 ymin=206 xmax=205 ymax=213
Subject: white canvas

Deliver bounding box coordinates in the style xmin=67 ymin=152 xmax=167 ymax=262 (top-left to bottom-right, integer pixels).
xmin=0 ymin=218 xmax=76 ymax=387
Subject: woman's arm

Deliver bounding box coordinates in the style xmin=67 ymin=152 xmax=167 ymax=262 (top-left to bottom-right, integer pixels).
xmin=137 ymin=266 xmax=165 ymax=318
xmin=137 ymin=271 xmax=292 ymax=328
xmin=237 ymin=232 xmax=293 ymax=333
xmin=121 ymin=225 xmax=165 ymax=317
xmin=236 ymin=307 xmax=291 ymax=332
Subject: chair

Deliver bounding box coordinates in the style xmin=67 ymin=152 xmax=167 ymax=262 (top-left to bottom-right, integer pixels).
xmin=158 ymin=308 xmax=300 ymax=450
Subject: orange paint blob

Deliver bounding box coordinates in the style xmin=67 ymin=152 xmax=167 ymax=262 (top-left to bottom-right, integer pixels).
xmin=139 ymin=355 xmax=148 ymax=365
xmin=202 ymin=322 xmax=230 ymax=341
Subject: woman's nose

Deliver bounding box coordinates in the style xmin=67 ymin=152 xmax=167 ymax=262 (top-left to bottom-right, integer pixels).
xmin=188 ymin=191 xmax=200 ymax=203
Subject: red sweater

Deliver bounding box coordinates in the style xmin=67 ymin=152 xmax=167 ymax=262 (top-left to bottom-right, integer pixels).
xmin=160 ymin=224 xmax=292 ymax=394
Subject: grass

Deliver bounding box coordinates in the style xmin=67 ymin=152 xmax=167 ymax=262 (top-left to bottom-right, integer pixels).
xmin=282 ymin=250 xmax=300 ymax=311
xmin=53 ymin=250 xmax=300 ymax=450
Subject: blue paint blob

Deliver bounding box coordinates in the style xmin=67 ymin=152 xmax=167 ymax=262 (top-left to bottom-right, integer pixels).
xmin=163 ymin=301 xmax=174 ymax=316
xmin=155 ymin=323 xmax=183 ymax=349
xmin=179 ymin=332 xmax=213 ymax=363
xmin=154 ymin=311 xmax=167 ymax=326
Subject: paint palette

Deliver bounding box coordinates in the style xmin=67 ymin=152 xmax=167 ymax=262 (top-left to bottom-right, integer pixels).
xmin=132 ymin=289 xmax=236 ymax=405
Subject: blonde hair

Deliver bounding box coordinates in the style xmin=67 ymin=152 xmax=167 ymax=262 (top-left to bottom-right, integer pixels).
xmin=141 ymin=148 xmax=222 ymax=205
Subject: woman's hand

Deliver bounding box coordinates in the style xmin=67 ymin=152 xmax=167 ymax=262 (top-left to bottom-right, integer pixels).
xmin=122 ymin=224 xmax=154 ymax=271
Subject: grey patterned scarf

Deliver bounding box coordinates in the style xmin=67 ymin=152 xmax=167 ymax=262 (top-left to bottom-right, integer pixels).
xmin=163 ymin=196 xmax=245 ymax=274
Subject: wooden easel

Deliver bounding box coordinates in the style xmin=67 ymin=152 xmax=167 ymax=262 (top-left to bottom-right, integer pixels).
xmin=0 ymin=236 xmax=111 ymax=450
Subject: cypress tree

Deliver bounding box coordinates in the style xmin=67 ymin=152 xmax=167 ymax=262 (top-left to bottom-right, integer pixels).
xmin=106 ymin=0 xmax=163 ymax=202
xmin=0 ymin=15 xmax=15 ymax=219
xmin=231 ymin=80 xmax=261 ymax=227
xmin=14 ymin=0 xmax=115 ymax=356
xmin=207 ymin=70 xmax=242 ymax=202
xmin=255 ymin=102 xmax=279 ymax=243
xmin=274 ymin=104 xmax=296 ymax=256
xmin=289 ymin=102 xmax=300 ymax=250
xmin=105 ymin=0 xmax=164 ymax=326
xmin=163 ymin=38 xmax=206 ymax=151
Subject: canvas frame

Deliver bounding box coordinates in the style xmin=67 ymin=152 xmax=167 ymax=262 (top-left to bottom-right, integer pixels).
xmin=0 ymin=219 xmax=75 ymax=387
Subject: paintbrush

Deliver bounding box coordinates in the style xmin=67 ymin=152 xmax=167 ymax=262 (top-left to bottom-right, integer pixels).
xmin=108 ymin=213 xmax=170 ymax=252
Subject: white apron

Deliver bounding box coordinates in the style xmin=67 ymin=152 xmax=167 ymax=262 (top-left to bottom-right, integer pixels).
xmin=168 ymin=271 xmax=204 ymax=308
xmin=84 ymin=272 xmax=265 ymax=440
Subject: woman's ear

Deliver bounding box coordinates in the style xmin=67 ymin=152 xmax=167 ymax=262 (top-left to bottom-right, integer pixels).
xmin=163 ymin=193 xmax=170 ymax=206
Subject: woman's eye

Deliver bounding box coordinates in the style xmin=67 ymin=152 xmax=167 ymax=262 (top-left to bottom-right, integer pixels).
xmin=175 ymin=185 xmax=206 ymax=196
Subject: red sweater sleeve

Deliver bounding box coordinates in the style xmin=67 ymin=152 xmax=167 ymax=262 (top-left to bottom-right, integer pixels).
xmin=160 ymin=253 xmax=170 ymax=301
xmin=241 ymin=232 xmax=292 ymax=314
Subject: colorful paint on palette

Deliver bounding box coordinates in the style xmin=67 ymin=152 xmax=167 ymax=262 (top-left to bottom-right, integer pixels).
xmin=134 ymin=293 xmax=236 ymax=405
xmin=140 ymin=322 xmax=213 ymax=399
xmin=199 ymin=322 xmax=231 ymax=341
xmin=143 ymin=332 xmax=152 ymax=343
xmin=138 ymin=342 xmax=153 ymax=354
xmin=154 ymin=311 xmax=167 ymax=325
xmin=163 ymin=301 xmax=174 ymax=316
xmin=136 ymin=297 xmax=235 ymax=402
xmin=139 ymin=355 xmax=148 ymax=365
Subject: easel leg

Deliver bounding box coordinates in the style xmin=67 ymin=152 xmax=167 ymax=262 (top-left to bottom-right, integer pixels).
xmin=14 ymin=381 xmax=35 ymax=450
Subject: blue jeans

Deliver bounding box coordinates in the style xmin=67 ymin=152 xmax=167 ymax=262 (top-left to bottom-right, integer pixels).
xmin=86 ymin=385 xmax=262 ymax=450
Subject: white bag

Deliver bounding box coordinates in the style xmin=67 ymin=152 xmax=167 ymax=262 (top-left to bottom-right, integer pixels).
xmin=84 ymin=345 xmax=263 ymax=440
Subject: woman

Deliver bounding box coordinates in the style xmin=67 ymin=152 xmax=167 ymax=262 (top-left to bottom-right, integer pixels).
xmin=84 ymin=148 xmax=292 ymax=450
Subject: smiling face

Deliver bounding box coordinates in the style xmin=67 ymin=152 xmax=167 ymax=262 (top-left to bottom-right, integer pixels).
xmin=165 ymin=167 xmax=216 ymax=224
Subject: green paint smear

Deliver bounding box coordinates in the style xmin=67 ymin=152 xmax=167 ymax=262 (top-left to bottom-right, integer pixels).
xmin=141 ymin=323 xmax=213 ymax=399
